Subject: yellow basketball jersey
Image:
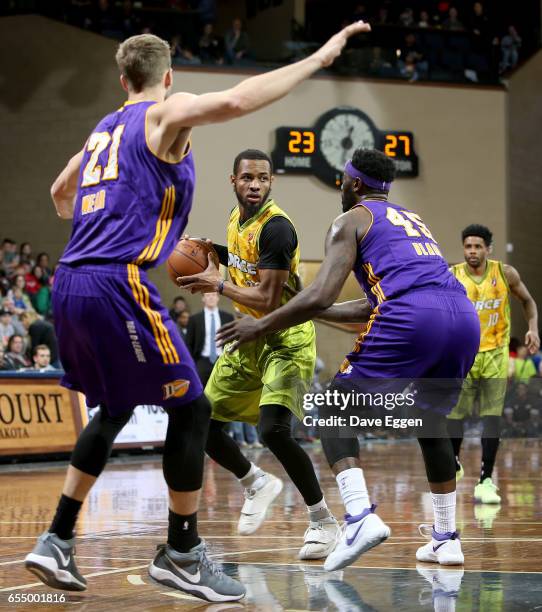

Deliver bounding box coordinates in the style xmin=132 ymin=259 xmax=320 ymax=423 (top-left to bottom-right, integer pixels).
xmin=226 ymin=199 xmax=300 ymax=319
xmin=451 ymin=259 xmax=510 ymax=352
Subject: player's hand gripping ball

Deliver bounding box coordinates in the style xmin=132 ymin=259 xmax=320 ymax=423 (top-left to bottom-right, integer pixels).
xmin=167 ymin=238 xmax=219 ymax=285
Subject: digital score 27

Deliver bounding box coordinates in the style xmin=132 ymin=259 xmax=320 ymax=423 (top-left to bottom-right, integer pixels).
xmin=271 ymin=107 xmax=419 ymax=189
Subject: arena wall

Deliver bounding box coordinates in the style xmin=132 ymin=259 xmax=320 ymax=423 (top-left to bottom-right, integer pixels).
xmin=507 ymin=51 xmax=542 ymax=338
xmin=1 ymin=15 xmax=520 ymax=355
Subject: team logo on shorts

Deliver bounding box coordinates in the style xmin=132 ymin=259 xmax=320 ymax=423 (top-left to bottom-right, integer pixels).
xmin=163 ymin=379 xmax=191 ymax=400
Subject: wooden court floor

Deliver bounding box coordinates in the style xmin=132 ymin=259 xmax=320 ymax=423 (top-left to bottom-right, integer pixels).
xmin=1 ymin=438 xmax=542 ymax=611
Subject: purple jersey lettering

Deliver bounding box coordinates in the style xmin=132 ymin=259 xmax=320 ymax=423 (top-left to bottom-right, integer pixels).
xmin=353 ymin=200 xmax=465 ymax=307
xmin=60 ymin=101 xmax=195 ymax=268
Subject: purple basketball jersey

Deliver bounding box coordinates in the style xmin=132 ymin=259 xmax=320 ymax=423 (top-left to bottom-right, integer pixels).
xmin=353 ymin=200 xmax=465 ymax=308
xmin=60 ymin=101 xmax=195 ymax=268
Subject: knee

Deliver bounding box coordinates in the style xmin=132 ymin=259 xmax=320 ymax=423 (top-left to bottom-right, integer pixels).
xmin=259 ymin=421 xmax=290 ymax=448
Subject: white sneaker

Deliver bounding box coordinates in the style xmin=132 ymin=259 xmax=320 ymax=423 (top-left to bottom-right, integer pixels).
xmin=237 ymin=474 xmax=283 ymax=535
xmin=298 ymin=516 xmax=340 ymax=560
xmin=416 ymin=525 xmax=464 ymax=565
xmin=323 ymin=505 xmax=390 ymax=571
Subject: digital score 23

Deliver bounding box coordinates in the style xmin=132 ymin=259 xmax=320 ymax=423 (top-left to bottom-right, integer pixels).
xmin=271 ymin=107 xmax=418 ymax=188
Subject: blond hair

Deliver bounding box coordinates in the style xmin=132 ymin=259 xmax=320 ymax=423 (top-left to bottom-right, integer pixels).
xmin=115 ymin=34 xmax=171 ymax=93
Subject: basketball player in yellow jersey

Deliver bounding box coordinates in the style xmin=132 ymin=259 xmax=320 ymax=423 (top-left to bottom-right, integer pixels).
xmin=179 ymin=149 xmax=340 ymax=561
xmin=448 ymin=224 xmax=539 ymax=504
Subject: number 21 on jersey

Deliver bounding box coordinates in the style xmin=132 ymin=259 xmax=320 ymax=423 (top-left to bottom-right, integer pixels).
xmin=81 ymin=125 xmax=125 ymax=187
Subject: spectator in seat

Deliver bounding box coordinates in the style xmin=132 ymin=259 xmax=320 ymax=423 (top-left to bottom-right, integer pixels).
xmin=470 ymin=2 xmax=489 ymax=43
xmin=198 ymin=23 xmax=224 ymax=64
xmin=418 ymin=10 xmax=432 ymax=28
xmin=1 ymin=239 xmax=19 ymax=274
xmin=176 ymin=309 xmax=190 ymax=338
xmin=501 ymin=25 xmax=521 ymax=72
xmin=170 ymin=34 xmax=202 ymax=66
xmin=169 ymin=295 xmax=188 ymax=321
xmin=36 ymin=253 xmax=53 ymax=284
xmin=28 ymin=344 xmax=55 ymax=372
xmin=19 ymin=242 xmax=35 ymax=267
xmin=19 ymin=312 xmax=60 ymax=368
xmin=0 ymin=309 xmax=15 ymax=348
xmin=25 ymin=264 xmax=43 ymax=298
xmin=224 ymin=17 xmax=250 ymax=65
xmin=398 ymin=33 xmax=428 ymax=82
xmin=443 ymin=6 xmax=465 ymax=31
xmin=4 ymin=334 xmax=31 ymax=370
xmin=7 ymin=275 xmax=35 ymax=313
xmin=399 ymin=7 xmax=415 ymax=27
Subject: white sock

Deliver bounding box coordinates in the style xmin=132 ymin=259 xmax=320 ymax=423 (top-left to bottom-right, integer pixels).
xmin=239 ymin=463 xmax=267 ymax=490
xmin=307 ymin=497 xmax=331 ymax=521
xmin=432 ymin=491 xmax=456 ymax=535
xmin=336 ymin=468 xmax=370 ymax=516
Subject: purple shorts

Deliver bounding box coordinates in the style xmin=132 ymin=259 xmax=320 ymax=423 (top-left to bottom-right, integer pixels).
xmin=53 ymin=263 xmax=202 ymax=415
xmin=336 ymin=290 xmax=480 ymax=413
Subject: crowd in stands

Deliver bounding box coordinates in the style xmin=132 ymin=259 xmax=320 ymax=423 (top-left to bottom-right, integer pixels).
xmin=318 ymin=1 xmax=529 ymax=83
xmin=0 ymin=238 xmax=59 ymax=372
xmin=23 ymin=0 xmax=536 ymax=86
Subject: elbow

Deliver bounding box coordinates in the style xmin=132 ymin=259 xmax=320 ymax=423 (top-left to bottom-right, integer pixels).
xmin=308 ymin=291 xmax=334 ymax=312
xmin=261 ymin=295 xmax=282 ymax=314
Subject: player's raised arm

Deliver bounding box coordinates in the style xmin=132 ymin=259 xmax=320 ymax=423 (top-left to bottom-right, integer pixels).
xmin=50 ymin=150 xmax=84 ymax=219
xmin=156 ymin=21 xmax=370 ymax=129
xmin=504 ymin=264 xmax=540 ymax=353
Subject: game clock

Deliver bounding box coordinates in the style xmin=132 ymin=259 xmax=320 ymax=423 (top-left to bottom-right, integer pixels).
xmin=271 ymin=107 xmax=418 ymax=188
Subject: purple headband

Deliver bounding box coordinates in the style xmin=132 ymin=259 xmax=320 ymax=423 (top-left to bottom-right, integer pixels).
xmin=345 ymin=161 xmax=392 ymax=192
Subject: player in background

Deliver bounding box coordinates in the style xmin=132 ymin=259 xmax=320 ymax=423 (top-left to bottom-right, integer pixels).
xmin=216 ymin=148 xmax=480 ymax=570
xmin=179 ymin=149 xmax=340 ymax=561
xmin=447 ymin=225 xmax=539 ymax=503
xmin=23 ymin=22 xmax=370 ymax=602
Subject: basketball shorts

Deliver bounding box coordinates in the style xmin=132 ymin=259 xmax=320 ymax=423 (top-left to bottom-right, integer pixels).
xmin=205 ymin=321 xmax=316 ymax=425
xmin=53 ymin=263 xmax=202 ymax=415
xmin=335 ymin=290 xmax=480 ymax=415
xmin=448 ymin=345 xmax=509 ymax=419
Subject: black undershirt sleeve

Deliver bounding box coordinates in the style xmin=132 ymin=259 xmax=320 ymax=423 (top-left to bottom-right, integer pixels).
xmin=258 ymin=216 xmax=298 ymax=270
xmin=213 ymin=243 xmax=229 ymax=267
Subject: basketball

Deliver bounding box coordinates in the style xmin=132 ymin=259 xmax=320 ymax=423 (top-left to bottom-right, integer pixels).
xmin=167 ymin=238 xmax=220 ymax=284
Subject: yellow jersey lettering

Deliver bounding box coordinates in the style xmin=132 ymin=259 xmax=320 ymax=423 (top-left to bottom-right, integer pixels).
xmin=425 ymin=242 xmax=436 ymax=255
xmin=81 ymin=189 xmax=106 ymax=216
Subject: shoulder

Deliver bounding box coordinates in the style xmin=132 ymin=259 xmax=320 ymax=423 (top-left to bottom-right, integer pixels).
xmin=331 ymin=206 xmax=372 ymax=242
xmin=502 ymin=263 xmax=519 ymax=284
xmin=219 ymin=310 xmax=234 ymax=321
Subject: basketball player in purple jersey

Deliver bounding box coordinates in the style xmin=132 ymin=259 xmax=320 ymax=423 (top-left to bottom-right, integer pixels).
xmin=217 ymin=149 xmax=481 ymax=570
xmin=23 ymin=24 xmax=370 ymax=601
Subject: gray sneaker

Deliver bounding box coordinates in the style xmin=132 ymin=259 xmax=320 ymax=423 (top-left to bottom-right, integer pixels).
xmin=24 ymin=532 xmax=87 ymax=591
xmin=149 ymin=540 xmax=245 ymax=602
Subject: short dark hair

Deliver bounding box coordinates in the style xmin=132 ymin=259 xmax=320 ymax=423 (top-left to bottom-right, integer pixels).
xmin=233 ymin=149 xmax=273 ymax=175
xmin=351 ymin=148 xmax=396 ymax=191
xmin=33 ymin=344 xmax=50 ymax=357
xmin=462 ymin=224 xmax=493 ymax=247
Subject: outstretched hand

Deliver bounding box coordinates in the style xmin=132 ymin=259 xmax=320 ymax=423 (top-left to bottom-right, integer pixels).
xmin=216 ymin=315 xmax=264 ymax=352
xmin=315 ymin=21 xmax=371 ymax=68
xmin=177 ymin=252 xmax=222 ymax=294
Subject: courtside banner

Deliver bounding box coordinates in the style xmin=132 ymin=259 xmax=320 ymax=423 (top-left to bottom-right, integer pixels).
xmin=81 ymin=401 xmax=167 ymax=448
xmin=0 ymin=373 xmax=83 ymax=455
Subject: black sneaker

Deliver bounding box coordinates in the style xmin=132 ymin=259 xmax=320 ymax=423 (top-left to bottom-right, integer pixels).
xmin=149 ymin=539 xmax=245 ymax=602
xmin=24 ymin=531 xmax=87 ymax=591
